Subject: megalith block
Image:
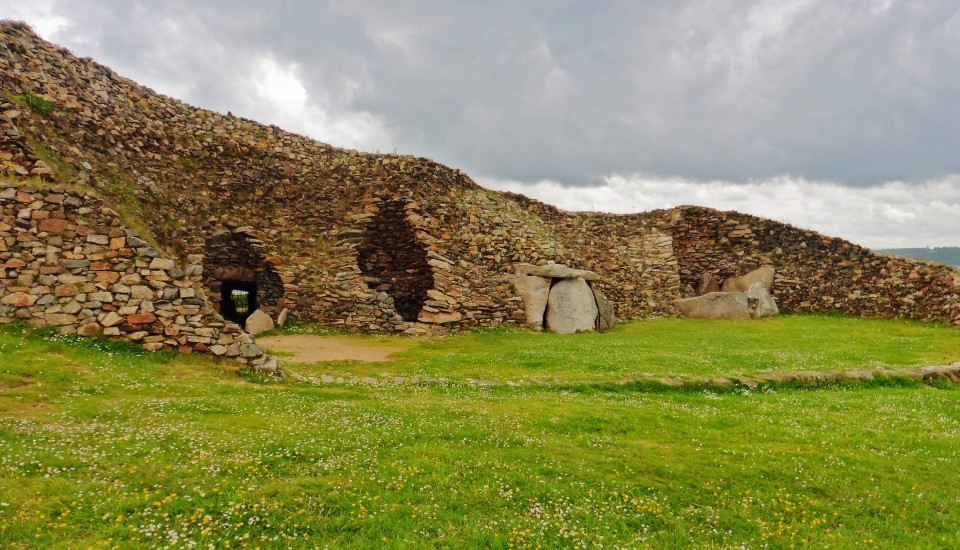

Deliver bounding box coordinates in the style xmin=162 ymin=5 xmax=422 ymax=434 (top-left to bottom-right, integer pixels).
xmin=721 ymin=265 xmax=775 ymax=293
xmin=747 ymin=282 xmax=779 ymax=318
xmin=675 ymin=292 xmax=750 ymax=319
xmin=546 ymin=278 xmax=599 ymax=334
xmin=592 ymin=286 xmax=616 ymax=332
xmin=513 ymin=274 xmax=552 ymax=329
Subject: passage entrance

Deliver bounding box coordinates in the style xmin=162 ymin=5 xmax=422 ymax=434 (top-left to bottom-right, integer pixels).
xmin=220 ymin=279 xmax=258 ymax=325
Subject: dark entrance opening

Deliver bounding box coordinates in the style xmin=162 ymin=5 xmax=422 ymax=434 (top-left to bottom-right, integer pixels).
xmin=357 ymin=200 xmax=434 ymax=322
xmin=221 ymin=279 xmax=258 ymax=325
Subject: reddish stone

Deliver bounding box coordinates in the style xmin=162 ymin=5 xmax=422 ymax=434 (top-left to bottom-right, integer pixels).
xmin=40 ymin=217 xmax=70 ymax=233
xmin=126 ymin=313 xmax=158 ymax=324
xmin=109 ymin=237 xmax=125 ymax=249
xmin=90 ymin=261 xmax=111 ymax=271
xmin=94 ymin=271 xmax=121 ymax=284
xmin=178 ymin=345 xmax=193 ymax=354
xmin=14 ymin=191 xmax=33 ymax=204
xmin=54 ymin=284 xmax=79 ymax=297
xmin=2 ymin=259 xmax=26 ymax=268
xmin=1 ymin=292 xmax=37 ymax=307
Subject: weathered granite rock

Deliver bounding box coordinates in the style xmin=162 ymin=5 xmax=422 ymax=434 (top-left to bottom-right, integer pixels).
xmin=592 ymin=286 xmax=616 ymax=332
xmin=513 ymin=274 xmax=552 ymax=329
xmin=675 ymin=292 xmax=750 ymax=319
xmin=720 ymin=265 xmax=775 ymax=293
xmin=245 ymin=309 xmax=275 ymax=335
xmin=747 ymin=282 xmax=779 ymax=318
xmin=546 ymin=278 xmax=599 ymax=333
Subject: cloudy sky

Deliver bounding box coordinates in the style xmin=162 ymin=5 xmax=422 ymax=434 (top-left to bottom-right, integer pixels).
xmin=8 ymin=1 xmax=960 ymax=248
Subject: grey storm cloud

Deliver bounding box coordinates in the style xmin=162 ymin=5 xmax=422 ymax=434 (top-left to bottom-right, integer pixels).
xmin=13 ymin=0 xmax=960 ymax=186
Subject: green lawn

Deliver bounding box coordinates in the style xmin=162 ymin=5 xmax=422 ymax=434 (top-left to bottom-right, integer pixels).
xmin=1 ymin=319 xmax=959 ymax=548
xmin=277 ymin=315 xmax=960 ymax=383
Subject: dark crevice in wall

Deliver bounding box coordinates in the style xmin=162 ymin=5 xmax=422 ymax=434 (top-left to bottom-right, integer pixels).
xmin=357 ymin=200 xmax=434 ymax=322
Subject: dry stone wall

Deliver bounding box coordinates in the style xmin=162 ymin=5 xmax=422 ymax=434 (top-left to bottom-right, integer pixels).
xmin=1 ymin=23 xmax=957 ymax=333
xmin=654 ymin=206 xmax=960 ymax=325
xmin=0 ymin=179 xmax=271 ymax=367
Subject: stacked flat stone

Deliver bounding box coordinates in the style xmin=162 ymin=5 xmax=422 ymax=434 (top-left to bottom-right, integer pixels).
xmin=0 ymin=180 xmax=272 ymax=371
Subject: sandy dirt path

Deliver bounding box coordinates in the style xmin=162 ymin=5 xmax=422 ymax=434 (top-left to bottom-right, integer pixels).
xmin=257 ymin=335 xmax=411 ymax=363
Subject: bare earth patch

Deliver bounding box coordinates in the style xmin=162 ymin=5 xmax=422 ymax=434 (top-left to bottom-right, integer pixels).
xmin=257 ymin=335 xmax=411 ymax=363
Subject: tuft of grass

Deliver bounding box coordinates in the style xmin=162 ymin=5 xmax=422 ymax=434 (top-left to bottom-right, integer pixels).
xmin=12 ymin=91 xmax=55 ymax=117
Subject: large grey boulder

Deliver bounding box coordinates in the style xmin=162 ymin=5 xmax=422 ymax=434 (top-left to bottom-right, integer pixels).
xmin=721 ymin=265 xmax=775 ymax=293
xmin=245 ymin=309 xmax=275 ymax=335
xmin=675 ymin=292 xmax=750 ymax=319
xmin=592 ymin=286 xmax=616 ymax=332
xmin=747 ymin=282 xmax=779 ymax=318
xmin=513 ymin=274 xmax=552 ymax=329
xmin=546 ymin=278 xmax=599 ymax=333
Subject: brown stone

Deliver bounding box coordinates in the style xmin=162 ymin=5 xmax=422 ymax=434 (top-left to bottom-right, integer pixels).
xmin=126 ymin=313 xmax=158 ymax=324
xmin=721 ymin=266 xmax=775 ymax=293
xmin=38 ymin=218 xmax=70 ymax=234
xmin=1 ymin=292 xmax=38 ymax=307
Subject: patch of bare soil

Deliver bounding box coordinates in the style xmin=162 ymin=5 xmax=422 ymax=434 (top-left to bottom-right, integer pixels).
xmin=257 ymin=335 xmax=410 ymax=363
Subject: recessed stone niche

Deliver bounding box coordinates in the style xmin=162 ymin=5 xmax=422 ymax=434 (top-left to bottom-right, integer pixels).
xmin=357 ymin=200 xmax=435 ymax=322
xmin=204 ymin=229 xmax=284 ymax=324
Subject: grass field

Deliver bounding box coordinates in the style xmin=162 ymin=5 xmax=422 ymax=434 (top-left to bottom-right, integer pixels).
xmin=276 ymin=315 xmax=960 ymax=383
xmin=1 ymin=317 xmax=959 ymax=548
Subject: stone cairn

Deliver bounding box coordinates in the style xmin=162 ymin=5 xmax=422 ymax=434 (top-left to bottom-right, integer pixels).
xmin=0 ymin=180 xmax=277 ymax=374
xmin=675 ymin=265 xmax=779 ymax=319
xmin=512 ymin=263 xmax=616 ymax=333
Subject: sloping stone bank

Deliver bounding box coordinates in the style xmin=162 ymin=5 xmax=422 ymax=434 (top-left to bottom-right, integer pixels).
xmin=0 ymin=179 xmax=272 ymax=369
xmin=653 ymin=206 xmax=960 ymax=326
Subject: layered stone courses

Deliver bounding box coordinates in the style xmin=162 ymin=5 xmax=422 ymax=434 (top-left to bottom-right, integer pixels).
xmin=0 ymin=22 xmax=957 ymax=343
xmin=0 ymin=179 xmax=271 ymax=369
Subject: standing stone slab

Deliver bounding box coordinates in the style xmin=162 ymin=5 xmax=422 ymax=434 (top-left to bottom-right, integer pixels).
xmin=721 ymin=265 xmax=775 ymax=293
xmin=513 ymin=274 xmax=552 ymax=329
xmin=592 ymin=286 xmax=616 ymax=332
xmin=546 ymin=278 xmax=599 ymax=334
xmin=675 ymin=292 xmax=750 ymax=319
xmin=747 ymin=282 xmax=779 ymax=318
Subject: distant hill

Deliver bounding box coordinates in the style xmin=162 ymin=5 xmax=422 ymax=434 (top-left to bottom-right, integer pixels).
xmin=876 ymin=247 xmax=960 ymax=266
